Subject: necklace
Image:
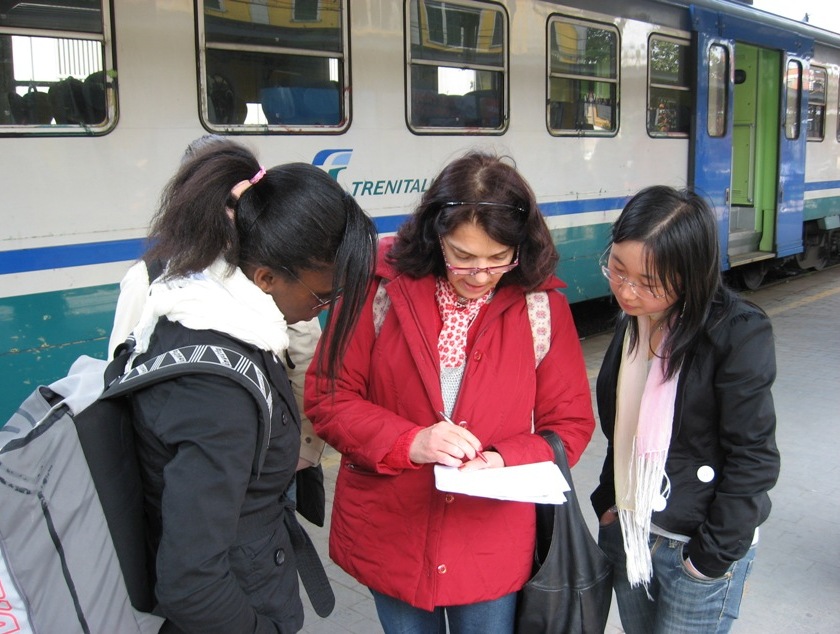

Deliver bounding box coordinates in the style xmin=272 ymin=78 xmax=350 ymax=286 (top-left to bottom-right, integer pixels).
xmin=454 ymin=289 xmax=494 ymax=308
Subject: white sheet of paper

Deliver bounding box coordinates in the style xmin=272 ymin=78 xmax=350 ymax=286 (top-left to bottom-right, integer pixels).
xmin=434 ymin=461 xmax=570 ymax=504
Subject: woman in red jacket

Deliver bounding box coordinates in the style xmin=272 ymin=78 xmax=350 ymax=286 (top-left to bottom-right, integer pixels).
xmin=305 ymin=151 xmax=595 ymax=633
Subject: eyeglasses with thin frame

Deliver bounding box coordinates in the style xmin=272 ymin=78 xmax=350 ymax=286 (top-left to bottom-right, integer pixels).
xmin=280 ymin=266 xmax=342 ymax=311
xmin=599 ymin=250 xmax=667 ymax=300
xmin=439 ymin=201 xmax=527 ymax=214
xmin=439 ymin=236 xmax=519 ymax=277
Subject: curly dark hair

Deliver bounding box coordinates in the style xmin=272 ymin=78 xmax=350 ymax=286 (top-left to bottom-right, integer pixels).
xmin=387 ymin=151 xmax=558 ymax=291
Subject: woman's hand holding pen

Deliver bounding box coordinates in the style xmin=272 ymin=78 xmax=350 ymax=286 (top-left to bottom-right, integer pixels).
xmin=408 ymin=420 xmax=490 ymax=468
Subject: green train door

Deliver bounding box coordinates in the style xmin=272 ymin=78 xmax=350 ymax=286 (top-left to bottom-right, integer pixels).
xmin=729 ymin=44 xmax=780 ymax=288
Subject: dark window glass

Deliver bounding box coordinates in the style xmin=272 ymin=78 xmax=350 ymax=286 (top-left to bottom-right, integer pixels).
xmin=784 ymin=59 xmax=802 ymax=140
xmin=707 ymin=44 xmax=728 ymax=137
xmin=201 ymin=0 xmax=347 ymax=131
xmin=548 ymin=17 xmax=619 ymax=134
xmin=807 ymin=66 xmax=826 ymax=141
xmin=407 ymin=0 xmax=507 ymax=132
xmin=1 ymin=1 xmax=111 ymax=131
xmin=648 ymin=36 xmax=691 ymax=137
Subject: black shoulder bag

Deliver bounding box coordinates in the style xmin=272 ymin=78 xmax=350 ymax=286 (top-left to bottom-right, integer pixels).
xmin=515 ymin=431 xmax=613 ymax=633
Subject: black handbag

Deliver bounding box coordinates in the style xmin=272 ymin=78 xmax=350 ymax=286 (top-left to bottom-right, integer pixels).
xmin=515 ymin=431 xmax=613 ymax=633
xmin=295 ymin=463 xmax=326 ymax=527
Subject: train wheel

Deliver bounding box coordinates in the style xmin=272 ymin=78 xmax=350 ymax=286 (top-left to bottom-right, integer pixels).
xmin=796 ymin=224 xmax=831 ymax=271
xmin=738 ymin=263 xmax=766 ymax=291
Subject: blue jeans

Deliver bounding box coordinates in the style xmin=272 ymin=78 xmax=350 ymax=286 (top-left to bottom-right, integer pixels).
xmin=369 ymin=588 xmax=516 ymax=634
xmin=598 ymin=519 xmax=756 ymax=634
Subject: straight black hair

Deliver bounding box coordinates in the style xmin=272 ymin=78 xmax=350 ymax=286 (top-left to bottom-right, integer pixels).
xmin=146 ymin=139 xmax=377 ymax=380
xmin=609 ymin=185 xmax=736 ymax=379
xmin=388 ymin=151 xmax=558 ymax=291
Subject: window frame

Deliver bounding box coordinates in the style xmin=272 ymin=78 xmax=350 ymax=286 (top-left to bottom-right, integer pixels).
xmin=706 ymin=43 xmax=728 ymax=138
xmin=0 ymin=0 xmax=116 ymax=136
xmin=837 ymin=68 xmax=840 ymax=142
xmin=806 ymin=64 xmax=826 ymax=142
xmin=197 ymin=0 xmax=350 ymax=134
xmin=646 ymin=34 xmax=691 ymax=139
xmin=784 ymin=58 xmax=803 ymax=141
xmin=405 ymin=0 xmax=509 ymax=135
xmin=546 ymin=14 xmax=620 ymax=137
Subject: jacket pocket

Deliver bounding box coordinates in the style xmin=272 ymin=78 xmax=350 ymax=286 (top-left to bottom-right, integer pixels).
xmin=229 ymin=525 xmax=300 ymax=616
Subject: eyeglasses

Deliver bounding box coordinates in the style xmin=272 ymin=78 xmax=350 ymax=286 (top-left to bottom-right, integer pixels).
xmin=439 ymin=237 xmax=519 ymax=276
xmin=439 ymin=201 xmax=527 ymax=214
xmin=599 ymin=250 xmax=666 ymax=300
xmin=281 ymin=266 xmax=342 ymax=311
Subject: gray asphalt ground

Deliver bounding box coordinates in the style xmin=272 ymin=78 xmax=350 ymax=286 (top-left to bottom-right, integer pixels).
xmin=298 ymin=265 xmax=840 ymax=633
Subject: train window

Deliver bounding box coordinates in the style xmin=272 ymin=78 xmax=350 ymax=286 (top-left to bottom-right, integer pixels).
xmin=707 ymin=44 xmax=728 ymax=137
xmin=0 ymin=0 xmax=114 ymax=134
xmin=547 ymin=16 xmax=618 ymax=136
xmin=784 ymin=60 xmax=802 ymax=140
xmin=647 ymin=36 xmax=690 ymax=138
xmin=807 ymin=65 xmax=826 ymax=141
xmin=199 ymin=0 xmax=348 ymax=132
xmin=406 ymin=0 xmax=507 ymax=134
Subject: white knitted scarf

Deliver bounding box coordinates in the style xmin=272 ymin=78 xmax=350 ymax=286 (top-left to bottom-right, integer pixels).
xmin=131 ymin=257 xmax=290 ymax=357
xmin=613 ymin=316 xmax=680 ymax=589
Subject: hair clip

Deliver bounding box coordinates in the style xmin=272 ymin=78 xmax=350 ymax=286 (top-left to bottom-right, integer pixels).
xmin=249 ymin=166 xmax=266 ymax=185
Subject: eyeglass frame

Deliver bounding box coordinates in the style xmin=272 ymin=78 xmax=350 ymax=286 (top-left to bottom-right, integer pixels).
xmin=280 ymin=266 xmax=342 ymax=311
xmin=598 ymin=248 xmax=667 ymax=300
xmin=438 ymin=200 xmax=528 ymax=214
xmin=438 ymin=236 xmax=520 ymax=277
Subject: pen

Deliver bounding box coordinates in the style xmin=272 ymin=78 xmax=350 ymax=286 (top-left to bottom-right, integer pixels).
xmin=438 ymin=410 xmax=489 ymax=464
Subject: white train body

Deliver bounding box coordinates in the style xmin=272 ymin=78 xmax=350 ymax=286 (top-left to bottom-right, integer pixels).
xmin=1 ymin=0 xmax=838 ymax=415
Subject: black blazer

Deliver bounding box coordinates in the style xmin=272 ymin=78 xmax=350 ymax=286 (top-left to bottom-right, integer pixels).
xmin=591 ymin=297 xmax=780 ymax=578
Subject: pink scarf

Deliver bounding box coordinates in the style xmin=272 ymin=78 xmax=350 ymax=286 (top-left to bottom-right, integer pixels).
xmin=613 ymin=316 xmax=680 ymax=588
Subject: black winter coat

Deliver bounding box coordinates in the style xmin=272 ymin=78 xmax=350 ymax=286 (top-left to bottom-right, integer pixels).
xmin=131 ymin=319 xmax=304 ymax=633
xmin=591 ymin=297 xmax=780 ymax=578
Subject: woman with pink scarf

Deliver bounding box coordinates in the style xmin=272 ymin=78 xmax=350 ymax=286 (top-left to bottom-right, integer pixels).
xmin=591 ymin=185 xmax=780 ymax=633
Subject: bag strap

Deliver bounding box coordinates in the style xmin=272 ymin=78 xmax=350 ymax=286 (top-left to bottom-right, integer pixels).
xmin=525 ymin=290 xmax=550 ymax=367
xmin=284 ymin=508 xmax=336 ymax=617
xmin=372 ymin=279 xmax=391 ymax=336
xmin=373 ymin=280 xmax=551 ymax=368
xmin=102 ymin=342 xmax=273 ymax=477
xmin=145 ymin=257 xmax=166 ymax=284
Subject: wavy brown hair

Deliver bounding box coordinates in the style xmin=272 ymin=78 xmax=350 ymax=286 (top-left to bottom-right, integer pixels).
xmin=387 ymin=151 xmax=558 ymax=291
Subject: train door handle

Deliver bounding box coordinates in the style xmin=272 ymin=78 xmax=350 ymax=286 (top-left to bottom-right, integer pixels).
xmin=725 ymin=188 xmax=730 ymax=205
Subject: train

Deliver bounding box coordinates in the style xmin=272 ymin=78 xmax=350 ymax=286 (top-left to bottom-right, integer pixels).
xmin=2 ymin=0 xmax=839 ymax=419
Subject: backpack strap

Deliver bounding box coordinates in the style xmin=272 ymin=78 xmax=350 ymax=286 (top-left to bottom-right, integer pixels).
xmin=373 ymin=281 xmax=551 ymax=367
xmin=102 ymin=343 xmax=273 ymax=477
xmin=145 ymin=257 xmax=166 ymax=284
xmin=372 ymin=279 xmax=391 ymax=336
xmin=526 ymin=290 xmax=551 ymax=367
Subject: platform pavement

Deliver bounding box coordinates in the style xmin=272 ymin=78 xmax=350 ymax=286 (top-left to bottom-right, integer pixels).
xmin=298 ymin=266 xmax=840 ymax=633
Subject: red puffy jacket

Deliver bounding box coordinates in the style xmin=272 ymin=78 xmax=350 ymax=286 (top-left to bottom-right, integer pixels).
xmin=305 ymin=251 xmax=595 ymax=610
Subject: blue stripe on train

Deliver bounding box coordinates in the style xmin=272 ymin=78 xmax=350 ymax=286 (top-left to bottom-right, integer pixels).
xmin=804 ymin=180 xmax=840 ymax=192
xmin=4 ymin=185 xmax=836 ymax=275
xmin=0 ymin=196 xmax=630 ymax=275
xmin=0 ymin=239 xmax=149 ymax=275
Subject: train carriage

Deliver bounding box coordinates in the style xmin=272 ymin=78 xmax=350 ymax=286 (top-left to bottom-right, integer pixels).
xmin=1 ymin=0 xmax=838 ymax=418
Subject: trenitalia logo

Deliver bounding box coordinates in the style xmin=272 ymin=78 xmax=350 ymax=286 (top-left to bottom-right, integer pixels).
xmin=312 ymin=148 xmax=352 ymax=180
xmin=312 ymin=148 xmax=429 ymax=197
